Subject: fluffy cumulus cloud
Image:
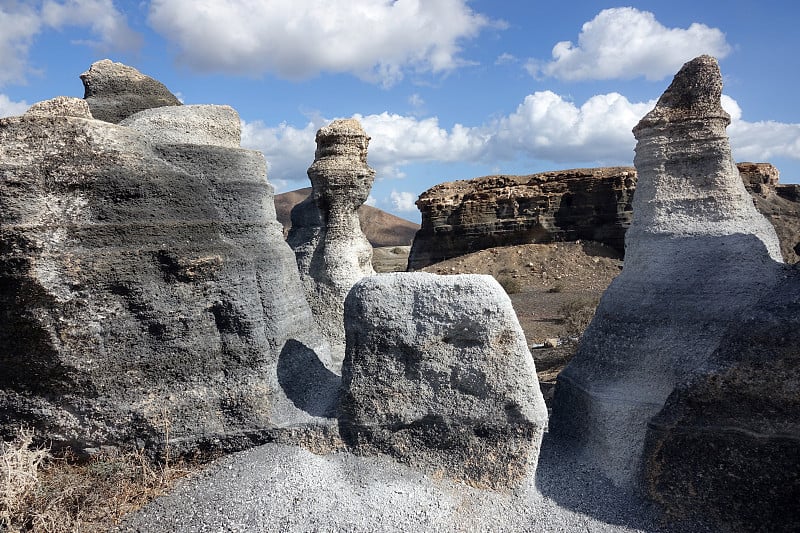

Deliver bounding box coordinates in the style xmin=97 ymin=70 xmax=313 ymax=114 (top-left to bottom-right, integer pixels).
xmin=532 ymin=7 xmax=731 ymax=81
xmin=147 ymin=0 xmax=493 ymax=86
xmin=722 ymin=96 xmax=800 ymax=162
xmin=0 ymin=0 xmax=138 ymax=87
xmin=390 ymin=190 xmax=417 ymax=212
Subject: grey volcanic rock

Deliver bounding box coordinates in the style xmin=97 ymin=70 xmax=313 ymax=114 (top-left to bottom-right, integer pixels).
xmin=81 ymin=59 xmax=182 ymax=123
xmin=408 ymin=167 xmax=636 ymax=270
xmin=339 ymin=273 xmax=548 ymax=488
xmin=287 ymin=119 xmax=376 ymax=368
xmin=550 ymin=56 xmax=783 ymax=488
xmin=120 ymin=105 xmax=241 ymax=148
xmin=642 ymin=267 xmax=800 ymax=531
xmin=0 ymin=97 xmax=336 ymax=454
xmin=24 ymin=96 xmax=91 ymax=118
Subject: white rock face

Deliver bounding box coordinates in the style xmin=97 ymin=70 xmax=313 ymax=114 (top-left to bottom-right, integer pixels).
xmin=339 ymin=272 xmax=548 ymax=488
xmin=550 ymin=55 xmax=784 ymax=488
xmin=287 ymin=119 xmax=375 ymax=368
xmin=120 ymin=105 xmax=241 ymax=148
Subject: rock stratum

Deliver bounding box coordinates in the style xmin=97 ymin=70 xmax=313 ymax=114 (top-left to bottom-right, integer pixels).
xmin=549 ymin=55 xmax=795 ymax=530
xmin=0 ymin=81 xmax=336 ymax=453
xmin=408 ymin=163 xmax=800 ymax=270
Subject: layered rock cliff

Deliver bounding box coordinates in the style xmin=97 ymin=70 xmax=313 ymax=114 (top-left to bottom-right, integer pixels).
xmin=408 ymin=163 xmax=800 ymax=269
xmin=408 ymin=167 xmax=635 ymax=270
xmin=0 ymin=71 xmax=335 ymax=454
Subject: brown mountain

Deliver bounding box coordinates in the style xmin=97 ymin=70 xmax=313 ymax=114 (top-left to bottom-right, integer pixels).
xmin=274 ymin=188 xmax=420 ymax=247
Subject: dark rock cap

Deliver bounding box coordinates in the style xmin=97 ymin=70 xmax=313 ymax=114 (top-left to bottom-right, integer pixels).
xmin=633 ymin=55 xmax=729 ymax=134
xmin=81 ymin=59 xmax=182 ymax=123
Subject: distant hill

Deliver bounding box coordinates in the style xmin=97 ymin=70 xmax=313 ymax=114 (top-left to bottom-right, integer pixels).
xmin=274 ymin=188 xmax=420 ymax=247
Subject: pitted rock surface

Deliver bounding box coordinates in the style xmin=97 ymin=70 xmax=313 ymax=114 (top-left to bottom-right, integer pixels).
xmin=0 ymin=94 xmax=336 ymax=454
xmin=287 ymin=119 xmax=376 ymax=368
xmin=81 ymin=59 xmax=182 ymax=123
xmin=550 ymin=56 xmax=784 ymax=489
xmin=339 ymin=273 xmax=548 ymax=488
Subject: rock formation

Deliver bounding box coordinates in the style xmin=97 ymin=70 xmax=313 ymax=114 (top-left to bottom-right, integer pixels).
xmin=0 ymin=69 xmax=337 ymax=454
xmin=408 ymin=163 xmax=800 ymax=269
xmin=287 ymin=119 xmax=376 ymax=368
xmin=408 ymin=167 xmax=636 ymax=269
xmin=81 ymin=59 xmax=182 ymax=123
xmin=549 ymin=56 xmax=783 ymax=489
xmin=642 ymin=266 xmax=800 ymax=530
xmin=338 ymin=273 xmax=548 ymax=488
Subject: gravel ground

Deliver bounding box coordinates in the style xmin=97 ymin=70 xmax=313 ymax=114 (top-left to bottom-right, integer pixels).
xmin=119 ymin=432 xmax=696 ymax=533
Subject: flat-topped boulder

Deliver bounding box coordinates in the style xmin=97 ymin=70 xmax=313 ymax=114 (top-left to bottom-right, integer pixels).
xmin=550 ymin=56 xmax=783 ymax=489
xmin=287 ymin=119 xmax=376 ymax=368
xmin=339 ymin=273 xmax=548 ymax=488
xmin=24 ymin=96 xmax=91 ymax=118
xmin=81 ymin=59 xmax=182 ymax=123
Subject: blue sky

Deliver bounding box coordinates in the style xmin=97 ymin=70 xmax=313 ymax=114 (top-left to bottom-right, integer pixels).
xmin=1 ymin=1 xmax=799 ymax=222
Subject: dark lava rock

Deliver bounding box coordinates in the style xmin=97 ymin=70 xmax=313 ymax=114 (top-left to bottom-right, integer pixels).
xmin=81 ymin=59 xmax=182 ymax=123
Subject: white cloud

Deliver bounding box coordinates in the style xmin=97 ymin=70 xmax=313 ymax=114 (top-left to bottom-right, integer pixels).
xmin=495 ymin=52 xmax=517 ymax=65
xmin=42 ymin=0 xmax=141 ymax=51
xmin=365 ymin=195 xmax=377 ymax=207
xmin=147 ymin=0 xmax=493 ymax=86
xmin=390 ymin=190 xmax=417 ymax=212
xmin=533 ymin=7 xmax=731 ymax=81
xmin=0 ymin=1 xmax=138 ymax=87
xmin=240 ymin=91 xmax=800 ymax=193
xmin=0 ymin=4 xmax=43 ymax=86
xmin=0 ymin=94 xmax=29 ymax=117
xmin=722 ymin=96 xmax=800 ymax=162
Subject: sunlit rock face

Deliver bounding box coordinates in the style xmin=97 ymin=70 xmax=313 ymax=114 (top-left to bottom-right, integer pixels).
xmin=287 ymin=119 xmax=376 ymax=369
xmin=550 ymin=55 xmax=784 ymax=489
xmin=339 ymin=272 xmax=548 ymax=489
xmin=81 ymin=59 xmax=182 ymax=123
xmin=407 ymin=167 xmax=637 ymax=270
xmin=0 ymin=78 xmax=336 ymax=454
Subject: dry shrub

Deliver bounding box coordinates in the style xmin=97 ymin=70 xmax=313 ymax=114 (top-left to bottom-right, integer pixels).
xmin=1 ymin=428 xmax=49 ymax=531
xmin=496 ymin=274 xmax=522 ymax=295
xmin=559 ymin=296 xmax=601 ymax=336
xmin=0 ymin=427 xmax=197 ymax=533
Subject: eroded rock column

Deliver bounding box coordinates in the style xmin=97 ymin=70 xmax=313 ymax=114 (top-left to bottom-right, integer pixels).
xmin=550 ymin=55 xmax=783 ymax=488
xmin=288 ymin=119 xmax=375 ymax=368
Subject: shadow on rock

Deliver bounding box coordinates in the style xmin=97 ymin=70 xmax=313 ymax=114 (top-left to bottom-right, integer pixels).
xmin=277 ymin=339 xmax=340 ymax=418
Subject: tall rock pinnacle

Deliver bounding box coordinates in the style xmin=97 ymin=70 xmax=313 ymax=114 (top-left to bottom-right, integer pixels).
xmin=549 ymin=56 xmax=783 ymax=489
xmin=287 ymin=119 xmax=376 ymax=368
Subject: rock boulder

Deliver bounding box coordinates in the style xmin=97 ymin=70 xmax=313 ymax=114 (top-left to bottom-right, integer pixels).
xmin=339 ymin=273 xmax=548 ymax=488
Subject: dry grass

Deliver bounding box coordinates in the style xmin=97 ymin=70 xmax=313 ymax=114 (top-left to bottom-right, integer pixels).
xmin=559 ymin=295 xmax=601 ymax=336
xmin=0 ymin=427 xmax=200 ymax=533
